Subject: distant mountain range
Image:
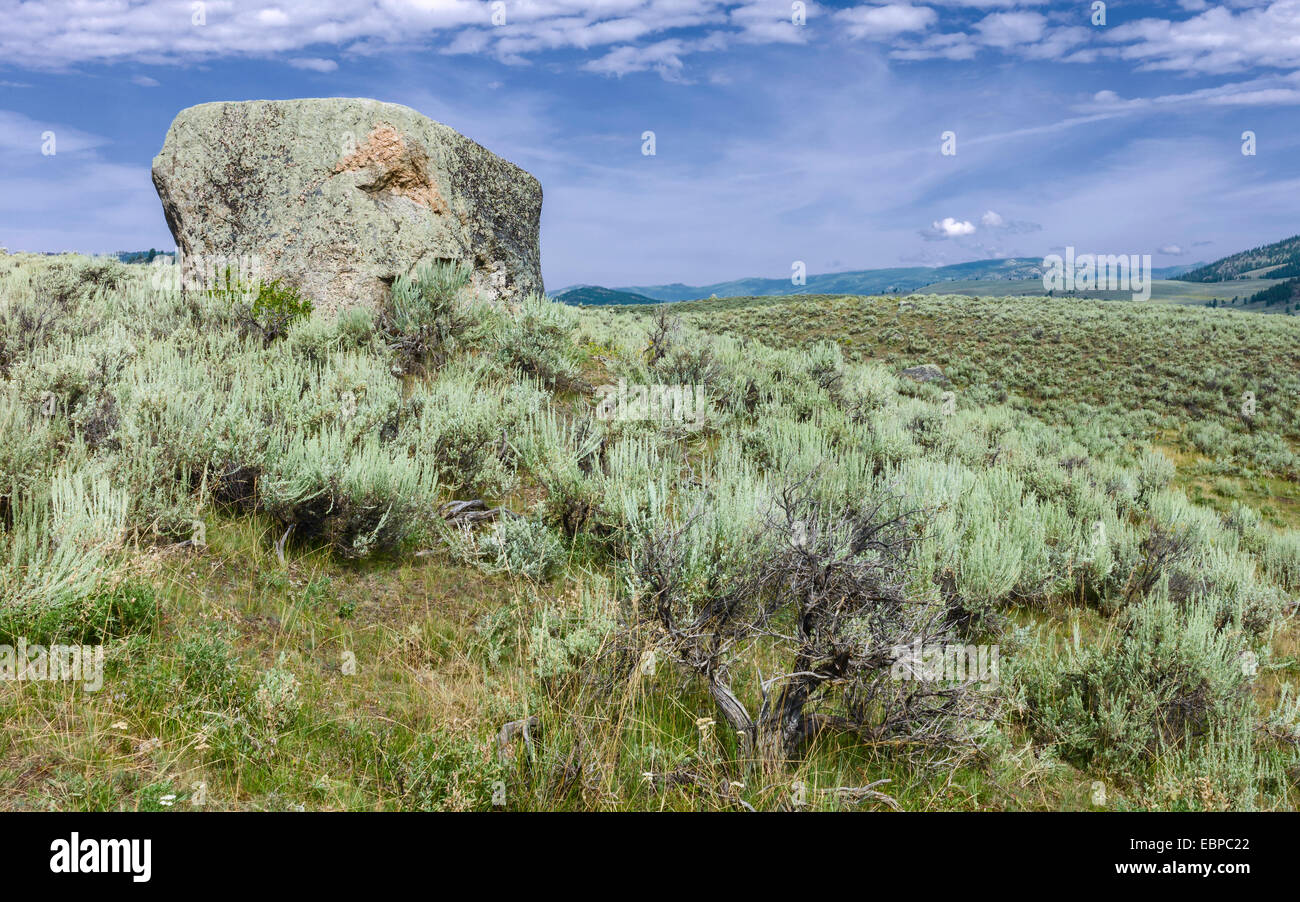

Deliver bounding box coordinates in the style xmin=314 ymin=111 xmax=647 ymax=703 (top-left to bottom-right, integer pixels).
xmin=554 ymin=257 xmax=1203 ymax=305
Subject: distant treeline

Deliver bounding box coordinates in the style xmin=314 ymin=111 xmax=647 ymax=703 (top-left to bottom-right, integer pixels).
xmin=115 ymin=249 xmax=175 ymax=264
xmin=1246 ymin=277 xmax=1300 ymax=308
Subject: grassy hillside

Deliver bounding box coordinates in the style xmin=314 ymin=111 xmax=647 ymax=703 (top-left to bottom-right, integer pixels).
xmin=1181 ymin=234 xmax=1300 ymax=282
xmin=583 ymin=260 xmax=1202 ymax=305
xmin=656 ymin=292 xmax=1300 ymax=516
xmin=1 ymin=255 xmax=1298 ymax=811
xmin=912 ymin=277 xmax=1295 ymax=312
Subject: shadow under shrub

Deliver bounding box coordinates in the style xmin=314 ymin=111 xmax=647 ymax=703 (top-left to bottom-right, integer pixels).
xmin=0 ymin=579 xmax=157 ymax=645
xmin=258 ymin=431 xmax=438 ymax=559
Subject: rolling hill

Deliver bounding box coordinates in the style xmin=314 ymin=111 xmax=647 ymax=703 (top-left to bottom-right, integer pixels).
xmin=615 ymin=258 xmax=1047 ymax=302
xmin=1180 ymin=234 xmax=1300 ymax=282
xmin=551 ymin=285 xmax=657 ymax=305
xmin=562 ymin=258 xmax=1203 ymax=305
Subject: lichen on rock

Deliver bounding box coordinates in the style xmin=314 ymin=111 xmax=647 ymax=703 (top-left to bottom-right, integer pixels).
xmin=151 ymin=98 xmax=543 ymax=316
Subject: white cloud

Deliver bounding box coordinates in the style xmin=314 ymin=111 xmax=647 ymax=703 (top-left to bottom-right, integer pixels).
xmin=0 ymin=1 xmax=733 ymax=72
xmin=980 ymin=209 xmax=1042 ymax=234
xmin=887 ymin=10 xmax=1051 ymax=61
xmin=257 ymin=9 xmax=293 ymax=27
xmin=1106 ymin=1 xmax=1300 ymax=74
xmin=582 ymin=31 xmax=728 ymax=79
xmin=131 ymin=75 xmax=160 ymax=87
xmin=1076 ymin=72 xmax=1300 ymax=114
xmin=0 ymin=109 xmax=108 ymax=155
xmin=729 ymin=0 xmax=819 ymax=44
xmin=0 ymin=0 xmax=1296 ymax=92
xmin=584 ymin=40 xmax=689 ymax=78
xmin=974 ymin=11 xmax=1045 ymax=48
xmin=287 ymin=57 xmax=339 ymax=72
xmin=1209 ymin=88 xmax=1300 ymax=105
xmin=925 ymin=216 xmax=977 ymax=239
xmin=886 ymin=0 xmax=1300 ymax=78
xmin=890 ymin=31 xmax=978 ymax=61
xmin=1159 ymin=244 xmax=1185 ymax=255
xmin=836 ymin=4 xmax=938 ymax=39
xmin=927 ymin=0 xmax=1047 ymax=5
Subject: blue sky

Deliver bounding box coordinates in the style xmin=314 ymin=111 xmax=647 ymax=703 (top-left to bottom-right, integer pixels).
xmin=1 ymin=0 xmax=1298 ymax=289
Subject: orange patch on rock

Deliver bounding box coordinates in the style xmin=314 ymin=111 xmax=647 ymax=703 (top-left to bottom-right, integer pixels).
xmin=333 ymin=124 xmax=446 ymax=212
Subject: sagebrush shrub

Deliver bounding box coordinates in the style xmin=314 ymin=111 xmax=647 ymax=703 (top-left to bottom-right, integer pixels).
xmin=495 ymin=293 xmax=582 ymax=389
xmin=1020 ymin=585 xmax=1253 ymax=775
xmin=254 ymin=656 xmax=303 ymax=730
xmin=383 ymin=260 xmax=482 ymax=371
xmin=259 ymin=431 xmax=438 ymax=558
xmin=477 ymin=514 xmax=565 ymax=581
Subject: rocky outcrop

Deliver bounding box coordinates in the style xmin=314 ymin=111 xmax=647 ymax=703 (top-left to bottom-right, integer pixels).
xmin=152 ymin=98 xmax=543 ymax=315
xmin=900 ymin=363 xmax=949 ymax=385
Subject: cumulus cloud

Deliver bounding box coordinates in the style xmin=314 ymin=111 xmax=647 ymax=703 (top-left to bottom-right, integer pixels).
xmin=890 ymin=30 xmax=978 ymax=61
xmin=1159 ymin=244 xmax=1185 ymax=255
xmin=974 ymin=11 xmax=1045 ymax=48
xmin=0 ymin=0 xmax=730 ymax=74
xmin=836 ymin=4 xmax=938 ymax=39
xmin=729 ymin=0 xmax=819 ymax=44
xmin=584 ymin=40 xmax=690 ymax=79
xmin=1105 ymin=1 xmax=1300 ymax=74
xmin=887 ymin=9 xmax=1052 ymax=61
xmin=885 ymin=0 xmax=1300 ymax=84
xmin=922 ymin=216 xmax=977 ymax=240
xmin=2 ymin=0 xmax=1298 ymax=93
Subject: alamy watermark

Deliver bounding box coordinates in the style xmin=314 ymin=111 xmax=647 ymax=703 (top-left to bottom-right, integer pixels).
xmin=50 ymin=833 xmax=150 ymax=882
xmin=890 ymin=640 xmax=999 ymax=688
xmin=149 ymin=251 xmax=262 ymax=294
xmin=594 ymin=379 xmax=708 ymax=427
xmin=0 ymin=638 xmax=104 ymax=692
xmin=1042 ymin=247 xmax=1152 ymax=302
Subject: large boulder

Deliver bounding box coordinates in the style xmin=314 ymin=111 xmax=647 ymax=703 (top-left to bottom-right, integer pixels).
xmin=152 ymin=98 xmax=543 ymax=315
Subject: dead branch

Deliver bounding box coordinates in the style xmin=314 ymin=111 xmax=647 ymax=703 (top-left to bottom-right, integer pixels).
xmin=497 ymin=716 xmax=540 ymax=766
xmin=440 ymin=499 xmax=519 ymax=526
xmin=274 ymin=523 xmax=295 ymax=566
xmin=821 ymin=779 xmax=902 ymax=811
